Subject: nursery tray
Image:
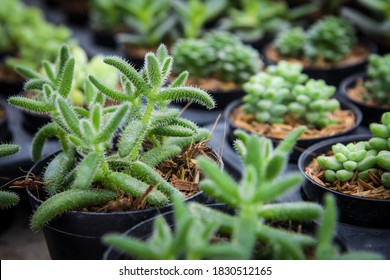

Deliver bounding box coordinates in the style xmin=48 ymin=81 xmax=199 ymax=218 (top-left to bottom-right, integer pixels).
xmin=206 ymin=122 xmax=390 ymax=260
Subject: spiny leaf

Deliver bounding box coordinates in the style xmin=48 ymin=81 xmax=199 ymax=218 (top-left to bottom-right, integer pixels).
xmin=149 ymin=108 xmax=180 ymax=128
xmin=104 ymin=56 xmax=148 ymax=92
xmin=57 ymin=45 xmax=71 ymax=77
xmin=145 ymin=53 xmax=162 ymax=89
xmin=158 ymin=87 xmax=215 ymax=109
xmin=91 ymin=104 xmax=102 ymax=131
xmin=106 ymin=172 xmax=169 ymax=206
xmin=167 ymin=128 xmax=211 ymax=148
xmin=265 ymin=151 xmax=286 ymax=182
xmin=128 ymin=161 xmax=183 ymax=200
xmin=23 ymin=78 xmax=47 ymax=91
xmin=156 ymin=44 xmax=169 ymax=63
xmin=42 ymin=60 xmax=56 ymax=83
xmin=8 ymin=96 xmax=53 ymax=113
xmin=0 ymin=191 xmax=19 ymax=209
xmin=0 ymin=144 xmax=20 ymax=157
xmin=43 ymin=151 xmax=75 ymax=195
xmin=151 ymin=125 xmax=195 ymax=137
xmin=315 ymin=194 xmax=336 ymax=260
xmin=89 ymin=75 xmax=131 ymax=102
xmin=80 ymin=119 xmax=95 ymax=143
xmin=31 ymin=122 xmax=58 ymax=161
xmin=170 ymin=71 xmax=189 ymax=88
xmin=274 ymin=126 xmax=306 ymax=154
xmin=118 ymin=120 xmax=146 ymax=157
xmin=140 ymin=145 xmax=181 ymax=167
xmin=74 ymin=152 xmax=102 ymax=190
xmin=30 ymin=189 xmax=117 ymax=231
xmin=258 ymin=202 xmax=324 ymax=220
xmin=56 ymin=98 xmax=82 ymax=137
xmin=14 ymin=65 xmax=43 ymax=79
xmin=160 ymin=57 xmax=173 ymax=82
xmin=95 ymin=103 xmax=129 ymax=143
xmin=57 ymin=58 xmax=75 ymax=98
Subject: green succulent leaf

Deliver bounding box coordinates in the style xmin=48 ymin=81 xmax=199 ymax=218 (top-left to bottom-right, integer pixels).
xmin=74 ymin=152 xmax=102 ymax=190
xmin=158 ymin=87 xmax=215 ymax=109
xmin=0 ymin=191 xmax=20 ymax=209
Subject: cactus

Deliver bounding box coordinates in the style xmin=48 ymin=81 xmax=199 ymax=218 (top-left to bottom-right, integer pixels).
xmin=273 ymin=16 xmax=357 ymax=64
xmin=8 ymin=44 xmax=215 ymax=231
xmin=104 ymin=127 xmax=381 ymax=260
xmin=172 ymin=31 xmax=262 ymax=84
xmin=318 ymin=112 xmax=390 ymax=188
xmin=363 ymin=54 xmax=390 ymax=106
xmin=242 ymin=61 xmax=338 ymax=129
xmin=0 ymin=144 xmax=20 ymax=209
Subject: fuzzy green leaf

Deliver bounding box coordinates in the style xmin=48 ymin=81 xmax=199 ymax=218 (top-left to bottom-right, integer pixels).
xmin=118 ymin=120 xmax=146 ymax=157
xmin=30 ymin=189 xmax=117 ymax=231
xmin=56 ymin=98 xmax=81 ymax=137
xmin=170 ymin=71 xmax=189 ymax=88
xmin=57 ymin=45 xmax=71 ymax=77
xmin=74 ymin=152 xmax=102 ymax=190
xmin=156 ymin=44 xmax=169 ymax=63
xmin=145 ymin=53 xmax=161 ymax=89
xmin=91 ymin=105 xmax=102 ymax=131
xmin=42 ymin=60 xmax=56 ymax=83
xmin=140 ymin=145 xmax=181 ymax=167
xmin=57 ymin=58 xmax=75 ymax=98
xmin=167 ymin=128 xmax=211 ymax=149
xmin=128 ymin=161 xmax=183 ymax=200
xmin=151 ymin=125 xmax=195 ymax=137
xmin=89 ymin=75 xmax=131 ymax=102
xmin=14 ymin=65 xmax=43 ymax=79
xmin=158 ymin=87 xmax=215 ymax=109
xmin=0 ymin=191 xmax=20 ymax=209
xmin=103 ymin=234 xmax=159 ymax=259
xmin=95 ymin=104 xmax=129 ymax=144
xmin=31 ymin=123 xmax=58 ymax=161
xmin=258 ymin=202 xmax=323 ymax=220
xmin=149 ymin=108 xmax=180 ymax=129
xmin=0 ymin=144 xmax=20 ymax=157
xmin=106 ymin=172 xmax=169 ymax=206
xmin=8 ymin=96 xmax=53 ymax=113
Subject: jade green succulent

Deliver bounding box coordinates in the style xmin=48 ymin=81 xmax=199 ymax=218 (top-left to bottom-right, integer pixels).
xmin=317 ymin=112 xmax=390 ymax=187
xmin=242 ymin=61 xmax=339 ymax=128
xmin=104 ymin=127 xmax=381 ymax=260
xmin=8 ymin=44 xmax=215 ymax=231
xmin=363 ymin=54 xmax=390 ymax=106
xmin=274 ymin=16 xmax=357 ymax=64
xmin=0 ymin=144 xmax=20 ymax=209
xmin=172 ymin=31 xmax=262 ymax=84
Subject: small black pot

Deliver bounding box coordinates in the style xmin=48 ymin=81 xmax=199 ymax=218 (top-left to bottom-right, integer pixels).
xmin=224 ymin=98 xmax=363 ymax=163
xmin=263 ymin=40 xmax=377 ymax=86
xmin=298 ymin=134 xmax=390 ymax=228
xmin=26 ymin=148 xmax=221 ymax=260
xmin=339 ymin=72 xmax=389 ymax=127
xmin=103 ymin=203 xmax=233 ymax=260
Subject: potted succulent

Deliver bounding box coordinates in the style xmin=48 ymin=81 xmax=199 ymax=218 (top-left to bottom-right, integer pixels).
xmin=103 ymin=127 xmax=381 ymax=260
xmin=0 ymin=0 xmax=71 ymax=95
xmin=341 ymin=0 xmax=390 ymax=54
xmin=0 ymin=144 xmax=20 ymax=234
xmin=225 ymin=61 xmax=362 ymax=162
xmin=171 ymin=31 xmax=263 ymax=110
xmin=8 ymin=44 xmax=218 ymax=259
xmin=339 ymin=53 xmax=390 ymax=126
xmin=115 ymin=0 xmax=177 ymax=70
xmin=300 ymin=112 xmax=390 ymax=227
xmin=171 ymin=0 xmax=227 ymax=39
xmin=264 ymin=16 xmax=376 ymax=86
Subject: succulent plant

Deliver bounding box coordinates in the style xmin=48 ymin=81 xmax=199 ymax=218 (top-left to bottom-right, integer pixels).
xmin=242 ymin=61 xmax=338 ymax=128
xmin=8 ymin=44 xmax=215 ymax=231
xmin=104 ymin=127 xmax=381 ymax=259
xmin=317 ymin=112 xmax=390 ymax=187
xmin=172 ymin=31 xmax=262 ymax=84
xmin=172 ymin=0 xmax=227 ymax=39
xmin=273 ymin=16 xmax=357 ymax=64
xmin=363 ymin=54 xmax=390 ymax=105
xmin=0 ymin=144 xmax=20 ymax=209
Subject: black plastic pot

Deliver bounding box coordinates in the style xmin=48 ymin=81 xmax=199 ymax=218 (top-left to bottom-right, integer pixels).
xmin=21 ymin=110 xmax=51 ymax=134
xmin=263 ymin=40 xmax=377 ymax=86
xmin=339 ymin=72 xmax=389 ymax=127
xmin=26 ymin=148 xmax=222 ymax=260
xmin=224 ymin=98 xmax=363 ymax=163
xmin=91 ymin=28 xmax=117 ymax=48
xmin=103 ymin=203 xmax=233 ymax=260
xmin=299 ymin=134 xmax=390 ymax=228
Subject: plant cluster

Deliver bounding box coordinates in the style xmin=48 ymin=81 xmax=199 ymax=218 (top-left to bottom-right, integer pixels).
xmin=172 ymin=31 xmax=262 ymax=84
xmin=242 ymin=61 xmax=339 ymax=128
xmin=274 ymin=16 xmax=357 ymax=63
xmin=8 ymin=44 xmax=215 ymax=231
xmin=362 ymin=54 xmax=390 ymax=105
xmin=0 ymin=144 xmax=20 ymax=209
xmin=104 ymin=127 xmax=381 ymax=260
xmin=317 ymin=112 xmax=390 ymax=187
xmin=0 ymin=0 xmax=71 ymax=70
xmin=90 ymin=0 xmax=125 ymax=33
